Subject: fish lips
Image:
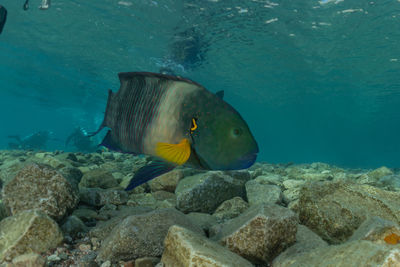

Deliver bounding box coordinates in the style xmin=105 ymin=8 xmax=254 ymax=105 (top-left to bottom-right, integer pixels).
xmin=236 ymin=152 xmax=258 ymax=169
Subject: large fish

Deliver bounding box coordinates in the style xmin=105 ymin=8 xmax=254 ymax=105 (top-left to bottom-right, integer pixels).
xmin=93 ymin=72 xmax=258 ymax=190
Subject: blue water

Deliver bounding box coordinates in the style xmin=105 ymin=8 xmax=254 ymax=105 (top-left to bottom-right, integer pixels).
xmin=0 ymin=0 xmax=399 ymax=168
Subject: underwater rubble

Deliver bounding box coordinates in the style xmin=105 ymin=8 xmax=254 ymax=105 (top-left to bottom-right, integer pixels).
xmin=0 ymin=150 xmax=400 ymax=266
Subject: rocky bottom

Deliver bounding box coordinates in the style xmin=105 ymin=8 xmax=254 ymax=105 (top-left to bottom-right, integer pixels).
xmin=0 ymin=150 xmax=400 ymax=267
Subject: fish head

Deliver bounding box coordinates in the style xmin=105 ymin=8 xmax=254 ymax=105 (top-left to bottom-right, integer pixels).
xmin=192 ymin=103 xmax=258 ymax=170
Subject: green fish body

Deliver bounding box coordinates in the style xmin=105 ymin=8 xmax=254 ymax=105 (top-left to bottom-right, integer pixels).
xmin=93 ymin=72 xmax=258 ymax=190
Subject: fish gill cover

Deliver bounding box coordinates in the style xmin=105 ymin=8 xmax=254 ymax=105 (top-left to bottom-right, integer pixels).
xmin=0 ymin=0 xmax=399 ymax=168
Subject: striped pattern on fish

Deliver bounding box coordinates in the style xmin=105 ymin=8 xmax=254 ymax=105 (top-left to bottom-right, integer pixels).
xmin=100 ymin=72 xmax=202 ymax=155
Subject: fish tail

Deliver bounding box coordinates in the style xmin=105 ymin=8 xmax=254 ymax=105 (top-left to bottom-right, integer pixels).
xmin=88 ymin=90 xmax=116 ymax=137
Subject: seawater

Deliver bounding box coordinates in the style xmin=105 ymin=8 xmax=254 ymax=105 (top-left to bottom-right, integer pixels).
xmin=0 ymin=0 xmax=399 ymax=168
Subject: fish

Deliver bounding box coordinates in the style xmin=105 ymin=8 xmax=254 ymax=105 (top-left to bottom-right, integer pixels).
xmin=0 ymin=5 xmax=7 ymax=34
xmin=92 ymin=72 xmax=259 ymax=190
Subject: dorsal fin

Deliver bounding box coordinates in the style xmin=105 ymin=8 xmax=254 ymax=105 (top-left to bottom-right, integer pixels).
xmin=118 ymin=72 xmax=204 ymax=88
xmin=216 ymin=90 xmax=224 ymax=99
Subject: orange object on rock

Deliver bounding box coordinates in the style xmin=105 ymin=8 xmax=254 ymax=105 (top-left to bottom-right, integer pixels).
xmin=384 ymin=233 xmax=400 ymax=245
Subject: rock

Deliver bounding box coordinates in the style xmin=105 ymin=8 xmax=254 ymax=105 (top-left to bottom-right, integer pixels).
xmin=2 ymin=163 xmax=79 ymax=221
xmin=59 ymin=166 xmax=83 ymax=190
xmin=212 ymin=204 xmax=298 ymax=264
xmin=175 ymin=171 xmax=245 ymax=213
xmin=7 ymin=253 xmax=46 ymax=267
xmin=135 ymin=257 xmax=160 ymax=267
xmin=223 ymin=170 xmax=252 ymax=183
xmin=282 ymin=179 xmax=306 ymax=190
xmin=282 ymin=187 xmax=301 ymax=204
xmin=186 ymin=212 xmax=219 ymax=233
xmin=272 ymin=225 xmax=328 ymax=266
xmin=161 ymin=225 xmax=253 ymax=267
xmin=79 ymin=169 xmax=120 ymax=189
xmin=127 ymin=192 xmax=176 ymax=210
xmin=61 ymin=215 xmax=89 ymax=238
xmin=0 ymin=210 xmax=63 ymax=261
xmin=245 ymin=180 xmax=283 ymax=206
xmin=212 ymin=196 xmax=249 ymax=222
xmin=298 ymin=181 xmax=400 ymax=244
xmin=41 ymin=156 xmax=66 ymax=169
xmin=89 ymin=206 xmax=153 ymax=241
xmin=368 ymin=167 xmax=394 ymax=180
xmin=0 ymin=202 xmax=9 ymax=222
xmin=72 ymin=208 xmax=99 ymax=222
xmin=79 ymin=187 xmax=128 ymax=207
xmin=97 ymin=208 xmax=204 ymax=262
xmin=378 ymin=175 xmax=400 ymax=191
xmin=0 ymin=158 xmax=26 ymax=185
xmin=348 ymin=216 xmax=400 ymax=244
xmin=255 ymin=174 xmax=284 ymax=186
xmin=148 ymin=169 xmax=184 ymax=192
xmin=271 ymin=240 xmax=400 ymax=267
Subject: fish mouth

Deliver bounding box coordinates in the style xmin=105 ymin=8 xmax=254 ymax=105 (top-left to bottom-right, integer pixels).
xmin=237 ymin=152 xmax=258 ymax=169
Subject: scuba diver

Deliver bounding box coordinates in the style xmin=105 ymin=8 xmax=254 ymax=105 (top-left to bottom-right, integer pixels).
xmin=23 ymin=0 xmax=51 ymax=10
xmin=7 ymin=131 xmax=56 ymax=150
xmin=65 ymin=127 xmax=98 ymax=153
xmin=159 ymin=27 xmax=208 ymax=75
xmin=0 ymin=5 xmax=7 ymax=34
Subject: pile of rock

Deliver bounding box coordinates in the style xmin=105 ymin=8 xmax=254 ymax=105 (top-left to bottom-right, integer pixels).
xmin=0 ymin=150 xmax=399 ymax=266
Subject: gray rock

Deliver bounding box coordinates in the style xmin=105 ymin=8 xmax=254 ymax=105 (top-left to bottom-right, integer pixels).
xmin=0 ymin=202 xmax=9 ymax=222
xmin=223 ymin=170 xmax=252 ymax=183
xmin=7 ymin=253 xmax=46 ymax=267
xmin=212 ymin=196 xmax=249 ymax=223
xmin=162 ymin=225 xmax=253 ymax=267
xmin=72 ymin=208 xmax=99 ymax=222
xmin=186 ymin=212 xmax=219 ymax=233
xmin=255 ymin=174 xmax=284 ymax=186
xmin=298 ymin=181 xmax=400 ymax=244
xmin=175 ymin=171 xmax=245 ymax=213
xmin=2 ymin=163 xmax=79 ymax=221
xmin=245 ymin=180 xmax=283 ymax=206
xmin=97 ymin=208 xmax=204 ymax=262
xmin=0 ymin=210 xmax=63 ymax=261
xmin=348 ymin=216 xmax=400 ymax=244
xmin=79 ymin=168 xmax=120 ymax=189
xmin=59 ymin=166 xmax=83 ymax=190
xmin=148 ymin=169 xmax=184 ymax=192
xmin=135 ymin=257 xmax=160 ymax=267
xmin=0 ymin=158 xmax=26 ymax=185
xmin=79 ymin=187 xmax=128 ymax=207
xmin=272 ymin=225 xmax=328 ymax=266
xmin=368 ymin=166 xmax=394 ymax=180
xmin=271 ymin=240 xmax=400 ymax=267
xmin=212 ymin=204 xmax=298 ymax=264
xmin=378 ymin=175 xmax=400 ymax=191
xmin=89 ymin=206 xmax=154 ymax=241
xmin=127 ymin=192 xmax=176 ymax=210
xmin=61 ymin=215 xmax=89 ymax=238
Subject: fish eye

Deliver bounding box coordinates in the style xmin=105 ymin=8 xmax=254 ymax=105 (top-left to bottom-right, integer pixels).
xmin=232 ymin=128 xmax=242 ymax=137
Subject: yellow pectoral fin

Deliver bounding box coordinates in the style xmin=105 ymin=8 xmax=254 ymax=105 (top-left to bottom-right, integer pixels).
xmin=155 ymin=138 xmax=191 ymax=165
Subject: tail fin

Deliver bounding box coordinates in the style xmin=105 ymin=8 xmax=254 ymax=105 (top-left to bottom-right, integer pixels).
xmin=88 ymin=90 xmax=115 ymax=137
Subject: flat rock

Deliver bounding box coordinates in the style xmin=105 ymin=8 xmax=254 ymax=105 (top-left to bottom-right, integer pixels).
xmin=349 ymin=216 xmax=400 ymax=244
xmin=0 ymin=210 xmax=63 ymax=262
xmin=79 ymin=187 xmax=128 ymax=207
xmin=272 ymin=225 xmax=328 ymax=266
xmin=161 ymin=225 xmax=253 ymax=267
xmin=2 ymin=163 xmax=79 ymax=221
xmin=271 ymin=240 xmax=400 ymax=267
xmin=212 ymin=204 xmax=298 ymax=264
xmin=148 ymin=169 xmax=184 ymax=192
xmin=79 ymin=168 xmax=120 ymax=189
xmin=175 ymin=171 xmax=245 ymax=213
xmin=97 ymin=208 xmax=204 ymax=262
xmin=212 ymin=196 xmax=249 ymax=223
xmin=89 ymin=206 xmax=153 ymax=241
xmin=245 ymin=180 xmax=283 ymax=206
xmin=5 ymin=253 xmax=46 ymax=267
xmin=298 ymin=181 xmax=400 ymax=244
xmin=0 ymin=158 xmax=26 ymax=185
